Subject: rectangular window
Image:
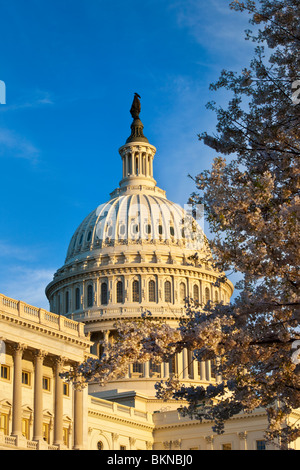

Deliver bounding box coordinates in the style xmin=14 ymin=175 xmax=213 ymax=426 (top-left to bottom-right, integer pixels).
xmin=0 ymin=414 xmax=8 ymax=435
xmin=22 ymin=418 xmax=30 ymax=439
xmin=164 ymin=281 xmax=172 ymax=303
xmin=132 ymin=362 xmax=143 ymax=377
xmin=256 ymin=440 xmax=266 ymax=450
xmin=120 ymin=445 xmax=126 ymax=450
xmin=43 ymin=423 xmax=50 ymax=443
xmin=63 ymin=382 xmax=69 ymax=396
xmin=22 ymin=371 xmax=31 ymax=386
xmin=169 ymin=354 xmax=177 ymax=376
xmin=42 ymin=376 xmax=50 ymax=391
xmin=149 ymin=360 xmax=161 ymax=378
xmin=75 ymin=288 xmax=80 ymax=310
xmin=148 ymin=280 xmax=156 ymax=302
xmin=63 ymin=428 xmax=69 ymax=447
xmin=1 ymin=365 xmax=10 ymax=380
xmin=116 ymin=281 xmax=123 ymax=303
xmin=132 ymin=280 xmax=139 ymax=302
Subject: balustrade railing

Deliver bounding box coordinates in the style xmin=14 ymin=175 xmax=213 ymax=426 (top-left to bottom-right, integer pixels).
xmin=0 ymin=293 xmax=85 ymax=338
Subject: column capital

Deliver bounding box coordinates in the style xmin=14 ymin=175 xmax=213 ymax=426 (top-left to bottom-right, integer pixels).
xmin=53 ymin=356 xmax=68 ymax=369
xmin=12 ymin=343 xmax=26 ymax=355
xmin=33 ymin=350 xmax=47 ymax=360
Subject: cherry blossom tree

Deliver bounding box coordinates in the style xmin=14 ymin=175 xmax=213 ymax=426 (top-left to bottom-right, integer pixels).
xmin=65 ymin=0 xmax=300 ymax=449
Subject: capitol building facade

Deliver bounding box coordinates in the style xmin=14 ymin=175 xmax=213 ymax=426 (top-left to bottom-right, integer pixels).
xmin=0 ymin=96 xmax=299 ymax=450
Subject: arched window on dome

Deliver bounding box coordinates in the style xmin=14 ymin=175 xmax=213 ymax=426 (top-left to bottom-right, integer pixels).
xmin=132 ymin=280 xmax=139 ymax=302
xmin=75 ymin=287 xmax=80 ymax=310
xmin=148 ymin=280 xmax=156 ymax=302
xmin=205 ymin=287 xmax=210 ymax=304
xmin=87 ymin=285 xmax=93 ymax=308
xmin=193 ymin=284 xmax=199 ymax=305
xmin=164 ymin=280 xmax=172 ymax=303
xmin=65 ymin=291 xmax=69 ymax=314
xmin=101 ymin=282 xmax=108 ymax=305
xmin=116 ymin=281 xmax=123 ymax=303
xmin=180 ymin=282 xmax=186 ymax=303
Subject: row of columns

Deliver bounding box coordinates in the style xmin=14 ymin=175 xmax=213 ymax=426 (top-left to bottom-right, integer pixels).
xmin=122 ymin=151 xmax=154 ymax=179
xmin=11 ymin=343 xmax=83 ymax=449
xmin=96 ymin=333 xmax=213 ymax=382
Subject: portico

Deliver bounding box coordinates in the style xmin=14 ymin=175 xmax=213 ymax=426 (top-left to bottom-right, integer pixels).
xmin=0 ymin=293 xmax=91 ymax=450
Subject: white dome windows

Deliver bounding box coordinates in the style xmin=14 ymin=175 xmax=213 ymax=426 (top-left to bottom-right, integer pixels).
xmin=100 ymin=282 xmax=108 ymax=305
xmin=116 ymin=280 xmax=124 ymax=304
xmin=164 ymin=280 xmax=172 ymax=303
xmin=193 ymin=284 xmax=200 ymax=305
xmin=179 ymin=282 xmax=186 ymax=304
xmin=132 ymin=279 xmax=140 ymax=303
xmin=148 ymin=279 xmax=156 ymax=302
xmin=205 ymin=287 xmax=210 ymax=305
xmin=75 ymin=287 xmax=81 ymax=310
xmin=87 ymin=285 xmax=94 ymax=308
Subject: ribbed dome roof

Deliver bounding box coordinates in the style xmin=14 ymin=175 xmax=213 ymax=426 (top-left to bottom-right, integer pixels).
xmin=65 ymin=192 xmax=205 ymax=263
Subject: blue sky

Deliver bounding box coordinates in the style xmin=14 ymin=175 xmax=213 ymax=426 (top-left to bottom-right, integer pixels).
xmin=0 ymin=0 xmax=256 ymax=309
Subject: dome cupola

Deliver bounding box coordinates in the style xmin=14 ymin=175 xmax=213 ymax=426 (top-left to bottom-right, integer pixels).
xmin=118 ymin=93 xmax=157 ymax=190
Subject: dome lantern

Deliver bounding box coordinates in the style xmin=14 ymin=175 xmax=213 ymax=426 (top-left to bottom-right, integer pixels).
xmin=118 ymin=94 xmax=157 ymax=189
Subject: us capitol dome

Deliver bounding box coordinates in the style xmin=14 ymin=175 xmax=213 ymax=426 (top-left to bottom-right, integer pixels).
xmin=45 ymin=94 xmax=233 ymax=401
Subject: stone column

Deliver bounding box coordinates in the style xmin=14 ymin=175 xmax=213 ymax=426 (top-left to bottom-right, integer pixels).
xmin=104 ymin=330 xmax=110 ymax=351
xmin=182 ymin=348 xmax=189 ymax=379
xmin=205 ymin=435 xmax=214 ymax=450
xmin=33 ymin=350 xmax=46 ymax=442
xmin=54 ymin=357 xmax=65 ymax=447
xmin=138 ymin=151 xmax=142 ymax=176
xmin=112 ymin=433 xmax=119 ymax=450
xmin=177 ymin=351 xmax=183 ymax=378
xmin=129 ymin=437 xmax=136 ymax=450
xmin=238 ymin=432 xmax=248 ymax=450
xmin=163 ymin=361 xmax=169 ymax=378
xmin=143 ymin=361 xmax=150 ymax=379
xmin=131 ymin=153 xmax=134 ymax=176
xmin=200 ymin=361 xmax=206 ymax=381
xmin=11 ymin=343 xmax=25 ymax=439
xmin=73 ymin=385 xmax=84 ymax=450
xmin=206 ymin=360 xmax=212 ymax=381
xmin=193 ymin=358 xmax=198 ymax=380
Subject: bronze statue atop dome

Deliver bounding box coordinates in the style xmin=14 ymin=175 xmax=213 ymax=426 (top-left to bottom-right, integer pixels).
xmin=126 ymin=93 xmax=149 ymax=143
xmin=130 ymin=93 xmax=141 ymax=119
